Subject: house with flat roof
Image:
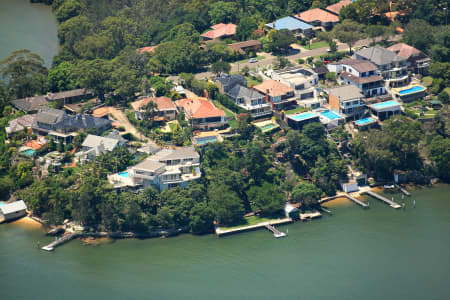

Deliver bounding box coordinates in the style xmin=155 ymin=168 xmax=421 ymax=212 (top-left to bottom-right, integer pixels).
xmin=5 ymin=114 xmax=36 ymax=137
xmin=201 ymin=23 xmax=237 ymax=40
xmin=266 ymin=16 xmax=313 ymax=38
xmin=226 ymin=85 xmax=272 ymax=118
xmin=270 ymin=66 xmax=319 ymax=107
xmin=175 ymin=98 xmax=227 ymax=130
xmin=325 ymin=0 xmax=352 ymax=16
xmin=31 ymin=107 xmax=112 ymax=144
xmin=286 ymin=112 xmax=320 ymax=130
xmin=387 ymin=43 xmax=430 ymax=75
xmin=252 ymin=80 xmax=297 ymax=111
xmin=108 ymin=146 xmax=201 ymax=191
xmin=328 ymin=85 xmax=365 ymax=119
xmin=368 ymin=100 xmax=402 ymax=121
xmin=354 ymin=46 xmax=409 ymax=87
xmin=0 ymin=200 xmax=27 ymax=223
xmin=295 ymin=8 xmax=340 ymax=29
xmin=131 ymin=97 xmax=177 ymax=121
xmin=331 ymin=58 xmax=386 ymax=97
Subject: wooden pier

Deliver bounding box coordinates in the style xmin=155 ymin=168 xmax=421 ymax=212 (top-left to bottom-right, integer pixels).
xmin=41 ymin=232 xmax=79 ymax=251
xmin=395 ymin=184 xmax=410 ymax=196
xmin=344 ymin=193 xmax=369 ymax=208
xmin=215 ymin=218 xmax=292 ymax=237
xmin=319 ymin=193 xmax=369 ymax=209
xmin=362 ymin=191 xmax=401 ymax=209
xmin=265 ymin=224 xmax=287 ymax=238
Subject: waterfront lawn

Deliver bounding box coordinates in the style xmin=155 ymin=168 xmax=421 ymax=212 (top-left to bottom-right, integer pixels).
xmin=218 ymin=216 xmax=272 ymax=231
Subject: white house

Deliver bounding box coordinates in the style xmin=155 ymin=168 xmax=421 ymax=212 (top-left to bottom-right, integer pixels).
xmin=0 ymin=200 xmax=27 ymax=223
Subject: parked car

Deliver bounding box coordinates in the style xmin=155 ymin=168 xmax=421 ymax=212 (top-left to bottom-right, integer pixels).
xmin=248 ymin=58 xmax=258 ymax=63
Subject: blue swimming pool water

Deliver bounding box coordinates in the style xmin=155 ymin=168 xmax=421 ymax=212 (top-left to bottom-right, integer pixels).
xmin=289 ymin=112 xmax=317 ymax=121
xmin=355 ymin=118 xmax=376 ymax=126
xmin=320 ymin=110 xmax=341 ymax=120
xmin=398 ymin=86 xmax=425 ymax=95
xmin=118 ymin=171 xmax=129 ymax=178
xmin=195 ymin=136 xmax=218 ymax=145
xmin=371 ymin=101 xmax=400 ymax=109
xmin=21 ymin=149 xmax=36 ymax=156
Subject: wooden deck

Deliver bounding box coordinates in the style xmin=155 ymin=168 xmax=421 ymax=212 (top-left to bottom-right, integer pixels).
xmin=215 ymin=218 xmax=292 ymax=237
xmin=42 ymin=232 xmax=79 ymax=251
xmin=362 ymin=190 xmax=401 ymax=209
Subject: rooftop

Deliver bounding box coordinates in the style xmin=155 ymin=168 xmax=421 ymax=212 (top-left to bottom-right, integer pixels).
xmin=131 ymin=97 xmax=176 ymax=111
xmin=340 ymin=72 xmax=383 ymax=84
xmin=253 ymin=80 xmax=294 ymax=97
xmin=228 ymin=40 xmax=261 ymax=51
xmin=266 ymin=16 xmax=313 ymax=31
xmin=91 ymin=107 xmax=110 ymax=118
xmin=137 ymin=46 xmax=158 ymax=55
xmin=6 ymin=114 xmax=36 ymax=135
xmin=296 ymin=8 xmax=339 ymax=23
xmin=227 ymin=85 xmax=264 ymax=101
xmin=82 ymin=134 xmax=121 ymax=151
xmin=175 ymin=98 xmax=225 ymax=119
xmin=11 ymin=96 xmax=48 ymax=112
xmin=201 ymin=23 xmax=236 ymax=39
xmin=0 ymin=200 xmax=27 ymax=215
xmin=386 ymin=43 xmax=428 ymax=60
xmin=45 ymin=89 xmax=93 ymax=101
xmin=328 ymin=85 xmax=364 ymax=101
xmin=325 ymin=0 xmax=352 ymax=15
xmin=355 ymin=46 xmax=406 ymax=66
xmin=338 ymin=58 xmax=379 ymax=73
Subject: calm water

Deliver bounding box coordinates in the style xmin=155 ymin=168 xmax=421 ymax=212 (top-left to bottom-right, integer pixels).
xmin=0 ymin=0 xmax=58 ymax=67
xmin=1 ymin=184 xmax=449 ymax=299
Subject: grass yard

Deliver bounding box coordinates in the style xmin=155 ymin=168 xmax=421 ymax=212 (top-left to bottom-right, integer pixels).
xmin=307 ymin=40 xmax=328 ymax=50
xmin=423 ymin=76 xmax=433 ymax=87
xmin=247 ymin=76 xmax=263 ymax=87
xmin=228 ymin=118 xmax=238 ymax=129
xmin=218 ymin=215 xmax=272 ymax=231
xmin=285 ymin=106 xmax=307 ymax=114
xmin=211 ymin=100 xmax=235 ymax=118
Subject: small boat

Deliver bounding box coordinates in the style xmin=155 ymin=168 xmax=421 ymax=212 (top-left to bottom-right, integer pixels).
xmin=383 ymin=184 xmax=395 ymax=189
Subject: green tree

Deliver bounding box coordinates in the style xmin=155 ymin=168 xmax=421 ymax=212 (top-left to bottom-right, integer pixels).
xmin=236 ymin=17 xmax=258 ymax=41
xmin=211 ymin=61 xmax=231 ymax=75
xmin=208 ymin=183 xmax=245 ymax=226
xmin=291 ymin=182 xmax=322 ymax=207
xmin=247 ymin=182 xmax=285 ymax=217
xmin=428 ymin=136 xmax=450 ymax=182
xmin=189 ymin=203 xmax=215 ymax=234
xmin=208 ymin=1 xmax=238 ymax=24
xmin=74 ymin=59 xmax=112 ymax=101
xmin=268 ymin=29 xmax=296 ymax=54
xmin=48 ymin=61 xmax=77 ymax=92
xmin=332 ymin=20 xmax=364 ymax=55
xmin=57 ymin=15 xmax=92 ymax=52
xmin=55 ymin=0 xmax=85 ymax=22
xmin=365 ymin=25 xmax=386 ymax=45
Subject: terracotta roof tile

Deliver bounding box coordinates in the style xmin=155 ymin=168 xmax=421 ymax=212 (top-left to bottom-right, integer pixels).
xmin=201 ymin=23 xmax=236 ymax=39
xmin=326 ymin=0 xmax=352 ymax=15
xmin=131 ymin=97 xmax=176 ymax=111
xmin=296 ymin=8 xmax=339 ymax=23
xmin=175 ymin=98 xmax=225 ymax=119
xmin=387 ymin=43 xmax=424 ymax=60
xmin=253 ymin=80 xmax=294 ymax=97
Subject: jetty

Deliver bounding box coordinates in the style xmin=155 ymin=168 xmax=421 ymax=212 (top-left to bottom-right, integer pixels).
xmin=319 ymin=193 xmax=369 ymax=208
xmin=395 ymin=184 xmax=411 ymax=196
xmin=265 ymin=224 xmax=287 ymax=238
xmin=215 ymin=218 xmax=292 ymax=237
xmin=41 ymin=232 xmax=79 ymax=251
xmin=362 ymin=190 xmax=401 ymax=209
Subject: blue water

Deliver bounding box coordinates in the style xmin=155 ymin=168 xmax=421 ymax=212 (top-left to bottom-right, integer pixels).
xmin=21 ymin=149 xmax=36 ymax=156
xmin=320 ymin=110 xmax=341 ymax=120
xmin=399 ymin=86 xmax=425 ymax=95
xmin=355 ymin=117 xmax=376 ymax=126
xmin=118 ymin=171 xmax=129 ymax=178
xmin=289 ymin=112 xmax=317 ymax=121
xmin=195 ymin=136 xmax=218 ymax=145
xmin=371 ymin=101 xmax=400 ymax=109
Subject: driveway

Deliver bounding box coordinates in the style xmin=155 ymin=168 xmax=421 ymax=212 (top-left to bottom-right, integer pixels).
xmin=106 ymin=106 xmax=152 ymax=142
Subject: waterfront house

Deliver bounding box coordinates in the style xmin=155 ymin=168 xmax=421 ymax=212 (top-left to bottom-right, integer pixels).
xmin=31 ymin=107 xmax=112 ymax=144
xmin=270 ymin=66 xmax=319 ymax=107
xmin=131 ymin=97 xmax=177 ymax=121
xmin=252 ymin=80 xmax=297 ymax=111
xmin=226 ymin=85 xmax=272 ymax=118
xmin=5 ymin=114 xmax=36 ymax=137
xmin=265 ymin=16 xmax=313 ymax=38
xmin=387 ymin=43 xmax=431 ymax=75
xmin=354 ymin=46 xmax=409 ymax=87
xmin=215 ymin=74 xmax=247 ymax=94
xmin=0 ymin=200 xmax=27 ymax=223
xmin=325 ymin=0 xmax=352 ymax=16
xmin=175 ymin=98 xmax=227 ymax=130
xmin=295 ymin=8 xmax=339 ymax=30
xmin=45 ymin=89 xmax=94 ymax=106
xmin=201 ymin=23 xmax=237 ymax=40
xmin=108 ymin=146 xmax=201 ymax=191
xmin=330 ymin=58 xmax=386 ymax=97
xmin=77 ymin=134 xmax=125 ymax=163
xmin=367 ymin=100 xmax=402 ymax=121
xmin=328 ymin=85 xmax=365 ymax=119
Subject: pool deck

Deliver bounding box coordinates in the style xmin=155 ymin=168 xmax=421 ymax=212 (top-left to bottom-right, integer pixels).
xmin=215 ymin=218 xmax=293 ymax=237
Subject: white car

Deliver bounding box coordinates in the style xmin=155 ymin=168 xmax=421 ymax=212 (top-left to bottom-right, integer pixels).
xmin=248 ymin=58 xmax=258 ymax=63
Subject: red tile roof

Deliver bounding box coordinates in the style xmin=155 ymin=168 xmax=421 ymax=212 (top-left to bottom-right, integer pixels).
xmin=131 ymin=97 xmax=176 ymax=111
xmin=136 ymin=46 xmax=158 ymax=55
xmin=201 ymin=23 xmax=237 ymax=39
xmin=296 ymin=8 xmax=339 ymax=23
xmin=387 ymin=43 xmax=424 ymax=60
xmin=253 ymin=80 xmax=294 ymax=97
xmin=325 ymin=0 xmax=352 ymax=15
xmin=175 ymin=98 xmax=225 ymax=119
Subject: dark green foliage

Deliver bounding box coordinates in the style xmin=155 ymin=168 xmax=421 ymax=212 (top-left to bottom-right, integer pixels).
xmin=291 ymin=182 xmax=322 ymax=208
xmin=428 ymin=136 xmax=450 ymax=182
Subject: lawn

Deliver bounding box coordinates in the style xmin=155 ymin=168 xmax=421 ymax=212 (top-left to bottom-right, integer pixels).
xmin=211 ymin=100 xmax=235 ymax=118
xmin=284 ymin=106 xmax=307 ymax=114
xmin=246 ymin=76 xmax=263 ymax=87
xmin=307 ymin=40 xmax=328 ymax=50
xmin=218 ymin=215 xmax=272 ymax=231
xmin=228 ymin=118 xmax=238 ymax=129
xmin=423 ymin=76 xmax=433 ymax=87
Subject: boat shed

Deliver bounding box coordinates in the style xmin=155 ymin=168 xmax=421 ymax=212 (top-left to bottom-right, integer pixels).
xmin=0 ymin=200 xmax=27 ymax=223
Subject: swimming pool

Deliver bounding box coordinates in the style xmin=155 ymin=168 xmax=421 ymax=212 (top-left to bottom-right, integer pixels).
xmin=320 ymin=110 xmax=341 ymax=120
xmin=195 ymin=136 xmax=218 ymax=145
xmin=398 ymin=85 xmax=425 ymax=95
xmin=261 ymin=124 xmax=276 ymax=131
xmin=371 ymin=101 xmax=400 ymax=109
xmin=118 ymin=171 xmax=129 ymax=178
xmin=289 ymin=112 xmax=317 ymax=121
xmin=21 ymin=149 xmax=36 ymax=156
xmin=355 ymin=117 xmax=376 ymax=126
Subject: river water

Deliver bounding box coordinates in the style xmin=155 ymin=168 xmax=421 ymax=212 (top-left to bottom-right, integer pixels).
xmin=1 ymin=184 xmax=449 ymax=299
xmin=0 ymin=0 xmax=58 ymax=67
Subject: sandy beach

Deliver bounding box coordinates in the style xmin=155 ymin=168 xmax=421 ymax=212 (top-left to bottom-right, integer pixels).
xmin=11 ymin=215 xmax=43 ymax=230
xmin=321 ymin=197 xmax=353 ymax=208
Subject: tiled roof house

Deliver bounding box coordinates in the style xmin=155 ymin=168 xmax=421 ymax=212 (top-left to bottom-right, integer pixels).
xmin=175 ymin=98 xmax=226 ymax=130
xmin=201 ymin=23 xmax=237 ymax=40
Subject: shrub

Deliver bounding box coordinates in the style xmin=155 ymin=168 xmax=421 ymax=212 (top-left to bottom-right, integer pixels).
xmin=117 ymin=126 xmax=126 ymax=132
